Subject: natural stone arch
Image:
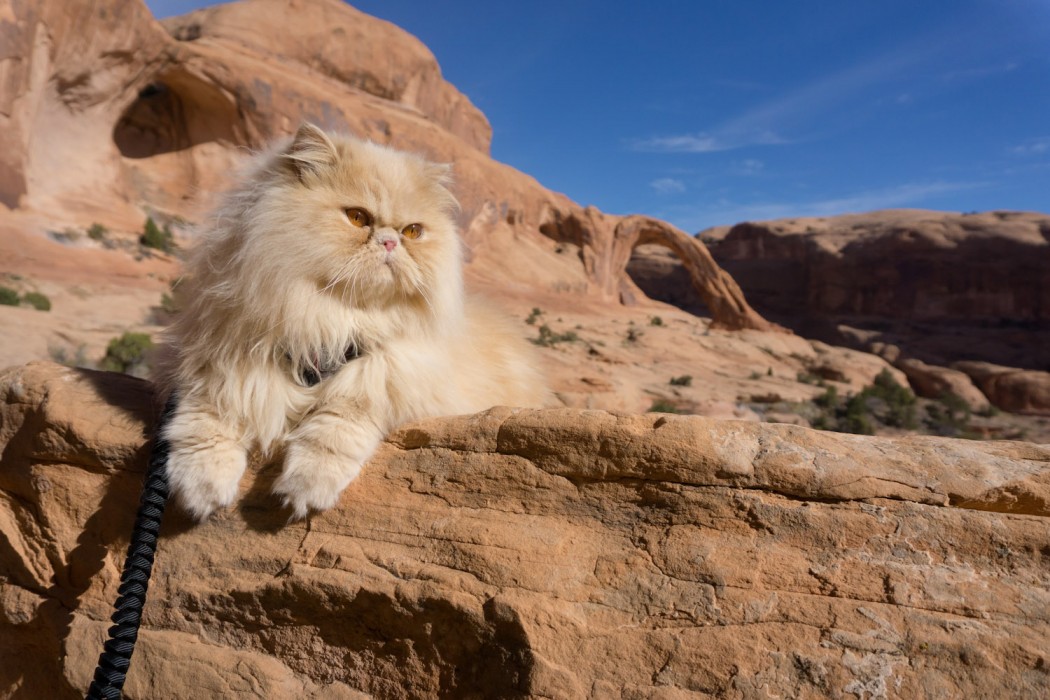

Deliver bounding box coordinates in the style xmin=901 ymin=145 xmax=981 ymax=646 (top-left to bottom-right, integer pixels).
xmin=613 ymin=216 xmax=779 ymax=331
xmin=112 ymin=65 xmax=253 ymax=213
xmin=539 ymin=207 xmax=780 ymax=332
xmin=625 ymin=243 xmax=710 ymax=317
xmin=113 ymin=66 xmax=246 ymax=159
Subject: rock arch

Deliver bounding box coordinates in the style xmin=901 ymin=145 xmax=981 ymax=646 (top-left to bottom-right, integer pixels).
xmin=113 ymin=67 xmax=245 ymax=159
xmin=112 ymin=66 xmax=251 ymax=212
xmin=540 ymin=208 xmax=780 ymax=332
xmin=614 ymin=215 xmax=779 ymax=331
xmin=625 ymin=244 xmax=710 ymax=317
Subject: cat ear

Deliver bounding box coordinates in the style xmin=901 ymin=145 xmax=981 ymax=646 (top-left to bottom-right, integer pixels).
xmin=281 ymin=123 xmax=337 ymax=181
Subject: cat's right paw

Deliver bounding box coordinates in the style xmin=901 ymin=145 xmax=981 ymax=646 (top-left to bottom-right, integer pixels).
xmin=166 ymin=443 xmax=248 ymax=521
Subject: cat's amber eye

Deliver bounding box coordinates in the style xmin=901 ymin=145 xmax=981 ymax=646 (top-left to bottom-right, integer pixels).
xmin=346 ymin=207 xmax=372 ymax=228
xmin=401 ymin=223 xmax=424 ymax=240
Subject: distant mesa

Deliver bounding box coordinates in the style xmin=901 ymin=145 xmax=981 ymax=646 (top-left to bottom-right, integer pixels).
xmin=695 ymin=209 xmax=1050 ymax=372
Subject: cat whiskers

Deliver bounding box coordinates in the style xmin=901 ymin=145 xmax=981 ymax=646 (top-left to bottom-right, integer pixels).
xmin=403 ymin=267 xmax=436 ymax=315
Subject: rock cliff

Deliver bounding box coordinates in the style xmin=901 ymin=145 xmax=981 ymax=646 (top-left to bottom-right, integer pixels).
xmin=0 ymin=0 xmax=773 ymax=333
xmin=700 ymin=209 xmax=1050 ymax=370
xmin=691 ymin=209 xmax=1050 ymax=417
xmin=3 ymin=362 xmax=1048 ymax=698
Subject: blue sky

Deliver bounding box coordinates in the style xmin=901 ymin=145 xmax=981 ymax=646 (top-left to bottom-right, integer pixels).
xmin=148 ymin=1 xmax=1050 ymax=232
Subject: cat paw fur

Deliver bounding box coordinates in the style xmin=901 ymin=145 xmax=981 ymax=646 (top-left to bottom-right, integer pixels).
xmin=166 ymin=443 xmax=248 ymax=520
xmin=273 ymin=441 xmax=363 ymax=519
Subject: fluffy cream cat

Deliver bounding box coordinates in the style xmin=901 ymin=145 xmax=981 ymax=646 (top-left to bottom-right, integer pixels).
xmin=155 ymin=124 xmax=547 ymax=520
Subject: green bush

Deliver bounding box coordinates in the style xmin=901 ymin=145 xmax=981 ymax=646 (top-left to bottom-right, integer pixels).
xmin=843 ymin=393 xmax=875 ymax=435
xmin=158 ymin=277 xmax=183 ymax=316
xmin=925 ymin=391 xmax=972 ymax=436
xmin=649 ymin=316 xmax=664 ymax=326
xmin=648 ymin=399 xmax=682 ymax=414
xmin=87 ymin=223 xmax=108 ymax=241
xmin=525 ymin=307 xmax=543 ymax=325
xmin=669 ymin=375 xmax=692 ymax=387
xmin=975 ymin=403 xmax=1000 ymax=418
xmin=100 ymin=332 xmax=153 ymax=374
xmin=797 ymin=371 xmax=822 ymax=385
xmin=531 ymin=324 xmax=579 ymax=347
xmin=22 ymin=291 xmax=50 ymax=311
xmin=0 ymin=286 xmax=18 ymax=306
xmin=814 ymin=385 xmax=838 ymax=409
xmin=140 ymin=217 xmax=175 ymax=253
xmin=866 ymin=369 xmax=918 ymax=429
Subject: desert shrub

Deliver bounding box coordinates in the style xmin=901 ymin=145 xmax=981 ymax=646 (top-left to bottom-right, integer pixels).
xmin=140 ymin=216 xmax=175 ymax=253
xmin=648 ymin=399 xmax=681 ymax=414
xmin=842 ymin=393 xmax=875 ymax=435
xmin=0 ymin=286 xmax=18 ymax=306
xmin=814 ymin=385 xmax=838 ymax=409
xmin=809 ymin=371 xmax=917 ymax=435
xmin=87 ymin=223 xmax=108 ymax=241
xmin=531 ymin=324 xmax=578 ymax=347
xmin=925 ymin=391 xmax=972 ymax=436
xmin=49 ymin=343 xmax=89 ymax=368
xmin=796 ymin=371 xmax=820 ymax=385
xmin=525 ymin=307 xmax=543 ymax=325
xmin=22 ymin=291 xmax=51 ymax=311
xmin=669 ymin=375 xmax=692 ymax=387
xmin=938 ymin=391 xmax=971 ymax=420
xmin=865 ymin=369 xmax=918 ymax=428
xmin=100 ymin=332 xmax=153 ymax=375
xmin=50 ymin=228 xmax=81 ymax=243
xmin=975 ymin=403 xmax=1000 ymax=418
xmin=649 ymin=316 xmax=663 ymax=326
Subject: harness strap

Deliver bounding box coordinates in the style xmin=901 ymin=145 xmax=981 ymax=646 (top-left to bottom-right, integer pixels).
xmin=298 ymin=342 xmax=360 ymax=387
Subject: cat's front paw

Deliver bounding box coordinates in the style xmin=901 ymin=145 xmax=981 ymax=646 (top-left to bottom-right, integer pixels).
xmin=166 ymin=443 xmax=248 ymax=521
xmin=273 ymin=441 xmax=363 ymax=519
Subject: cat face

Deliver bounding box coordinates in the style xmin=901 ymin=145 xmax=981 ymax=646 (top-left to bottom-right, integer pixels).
xmin=246 ymin=124 xmax=462 ymax=314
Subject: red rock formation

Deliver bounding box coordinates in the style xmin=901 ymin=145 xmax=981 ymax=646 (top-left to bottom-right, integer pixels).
xmin=4 ymin=362 xmax=1050 ymax=698
xmin=1 ymin=0 xmax=775 ymax=334
xmin=953 ymin=361 xmax=1050 ymax=416
xmin=701 ymin=209 xmax=1050 ymax=369
xmin=541 ymin=210 xmax=778 ymax=331
xmin=704 ymin=210 xmax=1050 ymax=322
xmin=896 ymin=358 xmax=990 ymax=412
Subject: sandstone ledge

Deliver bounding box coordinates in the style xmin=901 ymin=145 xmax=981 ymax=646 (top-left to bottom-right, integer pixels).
xmin=1 ymin=362 xmax=1049 ymax=698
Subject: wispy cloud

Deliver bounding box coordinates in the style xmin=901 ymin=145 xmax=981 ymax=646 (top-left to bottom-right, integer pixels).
xmin=732 ymin=159 xmax=765 ymax=176
xmin=631 ymin=34 xmax=948 ymax=155
xmin=656 ymin=180 xmax=986 ymax=232
xmin=942 ymin=61 xmax=1020 ymax=82
xmin=650 ymin=177 xmax=686 ymax=194
xmin=633 ymin=131 xmax=785 ymax=154
xmin=1011 ymin=137 xmax=1050 ymax=156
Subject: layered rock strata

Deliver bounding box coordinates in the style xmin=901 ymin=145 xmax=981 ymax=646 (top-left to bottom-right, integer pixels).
xmin=2 ymin=362 xmax=1048 ymax=698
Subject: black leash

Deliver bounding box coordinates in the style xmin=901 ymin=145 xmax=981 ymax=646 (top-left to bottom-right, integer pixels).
xmin=86 ymin=394 xmax=177 ymax=700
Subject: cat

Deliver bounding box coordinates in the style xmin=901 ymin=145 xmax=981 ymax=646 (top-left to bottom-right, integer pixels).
xmin=154 ymin=123 xmax=548 ymax=520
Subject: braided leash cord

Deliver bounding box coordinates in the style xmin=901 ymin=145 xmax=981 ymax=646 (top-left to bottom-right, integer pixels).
xmin=86 ymin=395 xmax=176 ymax=700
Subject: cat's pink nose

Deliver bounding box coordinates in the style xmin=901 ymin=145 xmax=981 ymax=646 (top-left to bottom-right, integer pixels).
xmin=383 ymin=238 xmax=397 ymax=252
